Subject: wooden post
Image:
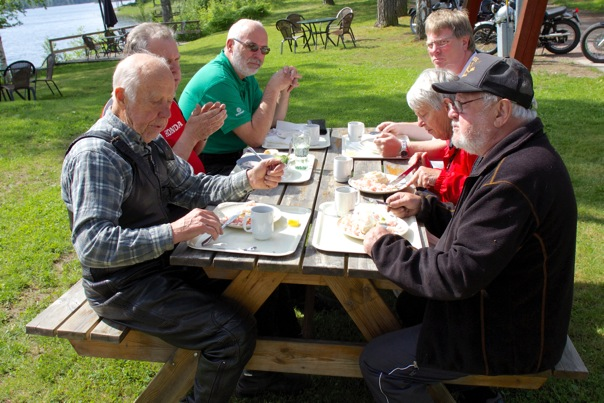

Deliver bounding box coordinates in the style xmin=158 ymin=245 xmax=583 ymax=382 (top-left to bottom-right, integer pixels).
xmin=510 ymin=0 xmax=548 ymax=71
xmin=465 ymin=0 xmax=481 ymax=26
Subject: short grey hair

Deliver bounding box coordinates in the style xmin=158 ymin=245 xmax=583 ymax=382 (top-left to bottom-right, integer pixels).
xmin=482 ymin=93 xmax=538 ymax=121
xmin=227 ymin=19 xmax=265 ymax=42
xmin=112 ymin=53 xmax=170 ymax=102
xmin=123 ymin=22 xmax=176 ymax=55
xmin=407 ymin=68 xmax=457 ymax=112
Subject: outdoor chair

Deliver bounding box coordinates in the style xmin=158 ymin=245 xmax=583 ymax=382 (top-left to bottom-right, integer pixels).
xmin=0 ymin=68 xmax=10 ymax=101
xmin=336 ymin=7 xmax=353 ymax=21
xmin=33 ymin=54 xmax=63 ymax=97
xmin=276 ymin=19 xmax=308 ymax=54
xmin=82 ymin=35 xmax=101 ymax=59
xmin=286 ymin=13 xmax=307 ymax=37
xmin=104 ymin=29 xmax=123 ymax=57
xmin=2 ymin=60 xmax=37 ymax=100
xmin=325 ymin=12 xmax=357 ymax=49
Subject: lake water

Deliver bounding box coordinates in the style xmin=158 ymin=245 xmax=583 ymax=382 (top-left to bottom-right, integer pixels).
xmin=0 ymin=2 xmax=137 ymax=66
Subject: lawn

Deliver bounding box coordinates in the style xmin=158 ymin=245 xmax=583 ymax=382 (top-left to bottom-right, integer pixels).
xmin=0 ymin=0 xmax=602 ymax=402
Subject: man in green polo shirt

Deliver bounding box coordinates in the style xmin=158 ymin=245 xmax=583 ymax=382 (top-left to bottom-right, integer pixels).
xmin=179 ymin=19 xmax=301 ymax=175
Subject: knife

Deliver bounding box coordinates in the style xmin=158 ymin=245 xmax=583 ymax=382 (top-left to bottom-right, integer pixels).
xmin=387 ymin=162 xmax=419 ymax=186
xmin=201 ymin=214 xmax=240 ymax=246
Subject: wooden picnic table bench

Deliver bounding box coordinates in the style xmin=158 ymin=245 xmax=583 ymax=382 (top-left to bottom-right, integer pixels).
xmin=26 ymin=278 xmax=588 ymax=402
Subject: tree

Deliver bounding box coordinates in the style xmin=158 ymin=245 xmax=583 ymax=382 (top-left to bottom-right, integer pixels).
xmin=376 ymin=0 xmax=399 ymax=28
xmin=159 ymin=0 xmax=174 ymax=23
xmin=323 ymin=0 xmax=335 ymax=5
xmin=0 ymin=0 xmax=46 ymax=69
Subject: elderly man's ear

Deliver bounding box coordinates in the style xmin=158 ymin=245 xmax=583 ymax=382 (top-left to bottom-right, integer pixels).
xmin=493 ymin=98 xmax=513 ymax=128
xmin=114 ymin=87 xmax=127 ymax=105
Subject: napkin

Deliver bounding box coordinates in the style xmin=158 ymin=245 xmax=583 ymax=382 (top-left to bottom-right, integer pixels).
xmin=263 ymin=121 xmax=307 ymax=148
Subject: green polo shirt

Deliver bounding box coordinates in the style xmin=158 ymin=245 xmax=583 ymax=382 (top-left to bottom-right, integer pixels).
xmin=179 ymin=51 xmax=263 ymax=154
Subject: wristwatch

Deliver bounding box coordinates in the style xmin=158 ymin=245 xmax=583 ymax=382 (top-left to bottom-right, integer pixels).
xmin=399 ymin=139 xmax=408 ymax=158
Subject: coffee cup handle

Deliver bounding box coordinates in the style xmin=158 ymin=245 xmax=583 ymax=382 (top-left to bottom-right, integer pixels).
xmin=243 ymin=214 xmax=252 ymax=233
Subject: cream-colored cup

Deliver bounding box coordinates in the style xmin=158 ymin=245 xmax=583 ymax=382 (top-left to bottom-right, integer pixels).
xmin=334 ymin=155 xmax=353 ymax=183
xmin=335 ymin=186 xmax=360 ymax=217
xmin=306 ymin=123 xmax=321 ymax=146
xmin=243 ymin=205 xmax=274 ymax=240
xmin=347 ymin=121 xmax=365 ymax=142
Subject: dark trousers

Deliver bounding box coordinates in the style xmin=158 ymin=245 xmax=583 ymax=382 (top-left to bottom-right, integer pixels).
xmin=83 ymin=265 xmax=256 ymax=403
xmin=200 ymin=151 xmax=242 ymax=176
xmin=359 ymin=325 xmax=467 ymax=402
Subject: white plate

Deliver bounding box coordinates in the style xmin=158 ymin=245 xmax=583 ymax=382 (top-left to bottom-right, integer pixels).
xmin=342 ymin=134 xmax=406 ymax=159
xmin=262 ymin=129 xmax=331 ymax=150
xmin=311 ymin=202 xmax=422 ymax=254
xmin=236 ymin=153 xmax=286 ymax=169
xmin=234 ymin=153 xmax=314 ymax=184
xmin=213 ymin=201 xmax=281 ymax=229
xmin=348 ymin=171 xmax=407 ymax=195
xmin=337 ymin=205 xmax=409 ymax=240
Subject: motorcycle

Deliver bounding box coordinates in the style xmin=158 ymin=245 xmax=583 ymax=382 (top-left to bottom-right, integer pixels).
xmin=409 ymin=0 xmax=462 ymax=34
xmin=476 ymin=0 xmax=514 ymax=23
xmin=473 ymin=5 xmax=581 ymax=55
xmin=581 ymin=22 xmax=604 ymax=63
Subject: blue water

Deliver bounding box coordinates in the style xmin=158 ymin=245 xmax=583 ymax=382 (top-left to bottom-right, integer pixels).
xmin=0 ymin=2 xmax=137 ymax=66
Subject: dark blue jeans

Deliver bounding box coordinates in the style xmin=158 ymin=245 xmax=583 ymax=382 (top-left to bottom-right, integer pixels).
xmin=83 ymin=264 xmax=256 ymax=403
xmin=359 ymin=325 xmax=467 ymax=402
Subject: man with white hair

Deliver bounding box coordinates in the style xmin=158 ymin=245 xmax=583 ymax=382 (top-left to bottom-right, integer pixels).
xmin=360 ymin=54 xmax=577 ymax=402
xmin=62 ymin=53 xmax=288 ymax=402
xmin=179 ymin=19 xmax=301 ymax=175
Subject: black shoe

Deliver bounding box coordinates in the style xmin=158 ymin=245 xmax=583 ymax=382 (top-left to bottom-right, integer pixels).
xmin=235 ymin=370 xmax=310 ymax=397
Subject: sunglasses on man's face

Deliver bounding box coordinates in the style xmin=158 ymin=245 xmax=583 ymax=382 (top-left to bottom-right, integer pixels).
xmin=232 ymin=38 xmax=271 ymax=55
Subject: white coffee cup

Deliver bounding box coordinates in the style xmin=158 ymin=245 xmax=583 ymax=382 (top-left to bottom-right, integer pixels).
xmin=305 ymin=123 xmax=321 ymax=146
xmin=335 ymin=186 xmax=360 ymax=217
xmin=334 ymin=155 xmax=353 ymax=183
xmin=243 ymin=205 xmax=274 ymax=240
xmin=347 ymin=121 xmax=365 ymax=142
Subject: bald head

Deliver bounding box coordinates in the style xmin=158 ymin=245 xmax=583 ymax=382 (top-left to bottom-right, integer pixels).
xmin=227 ymin=19 xmax=266 ymax=41
xmin=112 ymin=53 xmax=175 ymax=142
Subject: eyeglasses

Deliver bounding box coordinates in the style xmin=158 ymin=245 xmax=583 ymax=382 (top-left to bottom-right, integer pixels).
xmin=448 ymin=97 xmax=485 ymax=114
xmin=426 ymin=37 xmax=453 ymax=50
xmin=232 ymin=38 xmax=271 ymax=55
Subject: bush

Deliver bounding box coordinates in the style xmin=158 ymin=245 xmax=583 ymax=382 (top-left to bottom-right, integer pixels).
xmin=198 ymin=0 xmax=271 ymax=35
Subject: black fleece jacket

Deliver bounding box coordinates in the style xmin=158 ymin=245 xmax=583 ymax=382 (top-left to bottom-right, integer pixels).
xmin=371 ymin=118 xmax=577 ymax=375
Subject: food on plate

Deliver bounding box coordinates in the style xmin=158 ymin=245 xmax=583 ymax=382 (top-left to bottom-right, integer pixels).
xmin=264 ymin=149 xmax=280 ymax=155
xmin=287 ymin=219 xmax=300 ymax=227
xmin=349 ymin=171 xmax=404 ymax=193
xmin=338 ymin=205 xmax=408 ymax=239
xmin=222 ymin=201 xmax=257 ymax=228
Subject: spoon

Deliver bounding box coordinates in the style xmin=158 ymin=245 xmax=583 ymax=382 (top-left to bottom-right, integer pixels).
xmin=244 ymin=147 xmax=264 ymax=162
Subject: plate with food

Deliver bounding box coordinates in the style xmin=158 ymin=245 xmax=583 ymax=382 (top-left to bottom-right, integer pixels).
xmin=337 ymin=204 xmax=409 ymax=240
xmin=348 ymin=171 xmax=407 ymax=195
xmin=236 ymin=150 xmax=288 ymax=170
xmin=213 ymin=201 xmax=281 ymax=229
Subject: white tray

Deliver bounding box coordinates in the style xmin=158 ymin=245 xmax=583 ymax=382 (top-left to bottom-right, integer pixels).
xmin=342 ymin=134 xmax=404 ymax=159
xmin=262 ymin=129 xmax=331 ymax=150
xmin=188 ymin=205 xmax=312 ymax=256
xmin=232 ymin=154 xmax=315 ymax=184
xmin=311 ymin=202 xmax=423 ymax=254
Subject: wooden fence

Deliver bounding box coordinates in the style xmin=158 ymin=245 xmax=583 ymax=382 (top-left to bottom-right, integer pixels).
xmin=48 ymin=20 xmax=202 ymax=64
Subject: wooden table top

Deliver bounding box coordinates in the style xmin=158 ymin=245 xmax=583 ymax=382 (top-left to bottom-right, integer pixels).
xmin=170 ymin=128 xmax=427 ymax=280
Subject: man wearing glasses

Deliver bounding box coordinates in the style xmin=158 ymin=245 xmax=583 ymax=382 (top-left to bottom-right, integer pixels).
xmin=179 ymin=19 xmax=301 ymax=175
xmin=360 ymin=53 xmax=576 ymax=403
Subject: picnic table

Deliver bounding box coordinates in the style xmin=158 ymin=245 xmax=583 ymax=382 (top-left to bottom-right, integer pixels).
xmin=26 ymin=127 xmax=588 ymax=402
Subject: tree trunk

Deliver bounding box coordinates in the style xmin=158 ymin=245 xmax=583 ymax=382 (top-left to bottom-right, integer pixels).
xmin=416 ymin=0 xmax=429 ymax=39
xmin=396 ymin=0 xmax=408 ymax=17
xmin=376 ymin=0 xmax=399 ymax=28
xmin=0 ymin=36 xmax=7 ymax=71
xmin=323 ymin=0 xmax=335 ymax=5
xmin=160 ymin=0 xmax=173 ymax=23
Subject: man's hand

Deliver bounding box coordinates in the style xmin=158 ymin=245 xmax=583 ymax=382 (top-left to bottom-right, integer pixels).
xmin=363 ymin=225 xmax=391 ymax=256
xmin=246 ymin=158 xmax=285 ymax=189
xmin=186 ymin=102 xmax=227 ymax=143
xmin=267 ymin=66 xmax=302 ymax=93
xmin=385 ymin=192 xmax=422 ymax=218
xmin=171 ymin=208 xmax=223 ymax=245
xmin=374 ymin=132 xmax=402 ymax=158
xmin=407 ymin=166 xmax=440 ymax=189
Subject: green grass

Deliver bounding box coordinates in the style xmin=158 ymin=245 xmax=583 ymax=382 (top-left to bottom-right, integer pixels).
xmin=1 ymin=0 xmax=603 ymax=401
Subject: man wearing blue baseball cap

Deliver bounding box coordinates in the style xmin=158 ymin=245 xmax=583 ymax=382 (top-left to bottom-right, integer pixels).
xmin=360 ymin=53 xmax=577 ymax=402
